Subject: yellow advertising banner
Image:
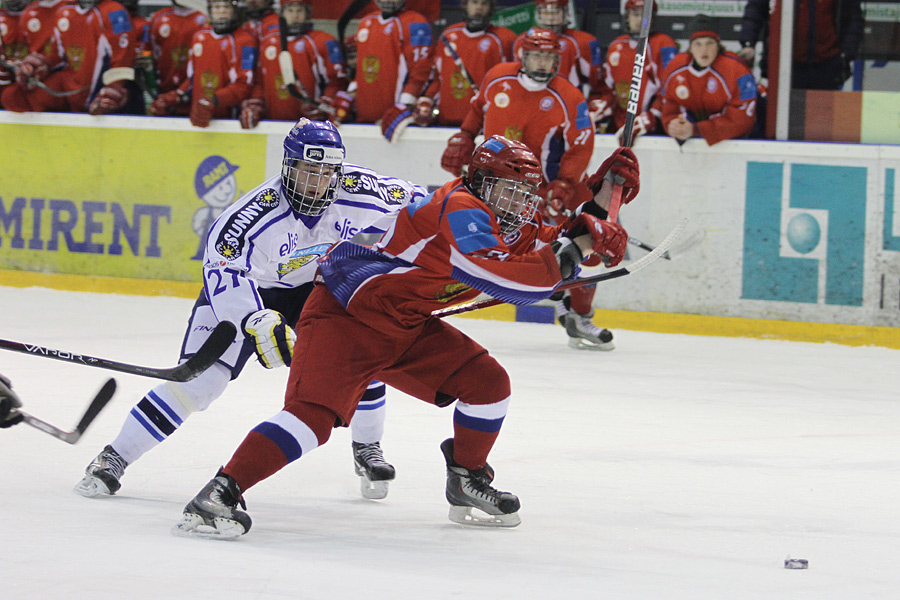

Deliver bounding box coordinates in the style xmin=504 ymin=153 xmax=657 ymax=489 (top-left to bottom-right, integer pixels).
xmin=0 ymin=123 xmax=266 ymax=282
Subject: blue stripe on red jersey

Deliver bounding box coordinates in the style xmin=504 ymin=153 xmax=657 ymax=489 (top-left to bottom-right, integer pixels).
xmin=448 ymin=263 xmax=557 ymax=306
xmin=447 ymin=209 xmax=499 ymax=254
xmin=318 ymin=242 xmax=413 ymax=307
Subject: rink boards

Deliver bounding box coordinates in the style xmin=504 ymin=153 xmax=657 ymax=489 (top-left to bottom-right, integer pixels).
xmin=0 ymin=112 xmax=898 ymax=345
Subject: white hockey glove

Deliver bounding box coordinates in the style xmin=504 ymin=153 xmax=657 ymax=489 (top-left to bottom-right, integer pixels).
xmin=242 ymin=309 xmax=296 ymax=369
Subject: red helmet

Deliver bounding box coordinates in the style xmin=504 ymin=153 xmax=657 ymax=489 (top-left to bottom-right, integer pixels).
xmin=518 ymin=28 xmax=561 ymax=83
xmin=467 ymin=136 xmax=543 ymax=235
xmin=623 ymin=0 xmax=658 ymax=37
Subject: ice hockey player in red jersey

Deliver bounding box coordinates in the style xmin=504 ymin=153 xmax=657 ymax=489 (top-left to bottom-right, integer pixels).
xmin=0 ymin=0 xmax=30 ymax=100
xmin=240 ymin=0 xmax=349 ymax=128
xmin=241 ymin=0 xmax=277 ymax=40
xmin=1 ymin=0 xmax=138 ymax=114
xmin=150 ymin=0 xmax=257 ymax=127
xmin=412 ymin=0 xmax=516 ymax=128
xmin=353 ymin=0 xmax=432 ymax=124
xmin=513 ymin=0 xmax=601 ymax=97
xmin=146 ymin=0 xmax=208 ymax=114
xmin=173 ymin=135 xmax=639 ymax=538
xmin=659 ymin=15 xmax=757 ymax=146
xmin=594 ymin=0 xmax=678 ymax=141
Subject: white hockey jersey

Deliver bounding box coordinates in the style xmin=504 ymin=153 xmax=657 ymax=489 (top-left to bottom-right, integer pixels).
xmin=202 ymin=164 xmax=425 ymax=328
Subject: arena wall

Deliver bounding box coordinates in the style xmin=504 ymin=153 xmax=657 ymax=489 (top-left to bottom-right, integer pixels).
xmin=1 ymin=112 xmax=897 ymax=347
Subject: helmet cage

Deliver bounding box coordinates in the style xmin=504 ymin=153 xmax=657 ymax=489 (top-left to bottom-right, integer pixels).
xmin=281 ymin=118 xmax=346 ymax=216
xmin=280 ymin=0 xmax=311 ymax=36
xmin=375 ymin=0 xmax=404 ymax=17
xmin=476 ymin=175 xmax=540 ymax=235
xmin=463 ymin=0 xmax=494 ymax=32
xmin=209 ymin=0 xmax=240 ymax=34
xmin=4 ymin=0 xmax=29 ymax=10
xmin=534 ymin=0 xmax=566 ymax=34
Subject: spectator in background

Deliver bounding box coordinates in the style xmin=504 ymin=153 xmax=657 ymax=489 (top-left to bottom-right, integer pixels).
xmin=353 ymin=0 xmax=432 ymax=124
xmin=514 ymin=0 xmax=602 ymax=98
xmin=239 ymin=0 xmax=349 ymax=128
xmin=2 ymin=0 xmax=140 ymax=115
xmin=659 ymin=15 xmax=757 ymax=146
xmin=593 ymin=0 xmax=677 ymax=144
xmin=146 ymin=0 xmax=208 ymax=115
xmin=150 ymin=0 xmax=257 ymax=127
xmin=738 ymin=0 xmax=863 ymax=90
xmin=0 ymin=0 xmax=30 ymax=102
xmin=412 ymin=0 xmax=516 ymax=128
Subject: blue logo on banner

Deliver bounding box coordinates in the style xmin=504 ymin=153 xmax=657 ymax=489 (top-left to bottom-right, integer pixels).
xmin=742 ymin=162 xmax=866 ymax=306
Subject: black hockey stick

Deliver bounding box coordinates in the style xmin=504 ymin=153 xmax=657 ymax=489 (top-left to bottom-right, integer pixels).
xmin=432 ymin=218 xmax=688 ymax=318
xmin=278 ymin=16 xmax=318 ymax=105
xmin=19 ymin=378 xmax=117 ymax=444
xmin=440 ymin=34 xmax=478 ymax=93
xmin=0 ymin=320 xmax=237 ymax=382
xmin=0 ymin=56 xmax=87 ymax=97
xmin=607 ymin=0 xmax=654 ymax=223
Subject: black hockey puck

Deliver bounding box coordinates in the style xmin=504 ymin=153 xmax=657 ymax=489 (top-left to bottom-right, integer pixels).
xmin=784 ymin=558 xmax=809 ymax=569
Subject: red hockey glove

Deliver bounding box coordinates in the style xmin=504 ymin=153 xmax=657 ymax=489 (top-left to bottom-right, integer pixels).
xmin=413 ymin=96 xmax=436 ymax=127
xmin=88 ymin=81 xmax=129 ymax=115
xmin=616 ymin=112 xmax=657 ymax=145
xmin=16 ymin=53 xmax=50 ymax=88
xmin=330 ymin=90 xmax=354 ymax=124
xmin=191 ymin=96 xmax=216 ymax=128
xmin=239 ymin=98 xmax=266 ymax=129
xmin=566 ymin=213 xmax=628 ymax=267
xmin=585 ymin=147 xmax=640 ymax=204
xmin=440 ymin=131 xmax=476 ymax=177
xmin=150 ymin=90 xmax=185 ymax=116
xmin=381 ymin=103 xmax=414 ymax=142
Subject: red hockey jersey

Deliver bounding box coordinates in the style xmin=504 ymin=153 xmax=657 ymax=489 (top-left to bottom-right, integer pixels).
xmin=50 ymin=0 xmax=134 ymax=108
xmin=600 ymin=31 xmax=678 ymax=130
xmin=460 ymin=62 xmax=594 ymax=185
xmin=252 ymin=27 xmax=348 ymax=121
xmin=318 ymin=178 xmax=564 ymax=328
xmin=1 ymin=8 xmax=28 ymax=89
xmin=422 ymin=22 xmax=516 ymax=126
xmin=659 ymin=51 xmax=757 ymax=145
xmin=181 ymin=27 xmax=257 ymax=116
xmin=20 ymin=0 xmax=72 ymax=55
xmin=354 ymin=8 xmax=432 ymax=123
xmin=149 ymin=6 xmax=207 ymax=93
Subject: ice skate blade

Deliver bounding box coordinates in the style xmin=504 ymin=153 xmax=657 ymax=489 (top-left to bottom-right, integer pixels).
xmin=448 ymin=506 xmax=521 ymax=528
xmin=73 ymin=475 xmax=114 ymax=498
xmin=567 ymin=337 xmax=615 ymax=351
xmin=171 ymin=513 xmax=247 ymax=540
xmin=359 ymin=476 xmax=389 ymax=500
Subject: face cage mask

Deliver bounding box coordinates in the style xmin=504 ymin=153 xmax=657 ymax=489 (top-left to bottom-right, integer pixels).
xmin=521 ymin=51 xmax=559 ymax=84
xmin=376 ymin=0 xmax=404 ymax=16
xmin=535 ymin=6 xmax=566 ymax=33
xmin=281 ymin=157 xmax=341 ymax=216
xmin=479 ymin=176 xmax=540 ymax=235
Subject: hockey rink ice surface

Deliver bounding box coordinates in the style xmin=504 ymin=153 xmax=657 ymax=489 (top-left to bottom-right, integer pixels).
xmin=1 ymin=286 xmax=898 ymax=599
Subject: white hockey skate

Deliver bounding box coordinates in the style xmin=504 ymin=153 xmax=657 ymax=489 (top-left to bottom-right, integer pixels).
xmin=352 ymin=441 xmax=396 ymax=499
xmin=172 ymin=472 xmax=251 ymax=540
xmin=74 ymin=445 xmax=128 ymax=498
xmin=440 ymin=438 xmax=520 ymax=527
xmin=559 ymin=308 xmax=615 ymax=351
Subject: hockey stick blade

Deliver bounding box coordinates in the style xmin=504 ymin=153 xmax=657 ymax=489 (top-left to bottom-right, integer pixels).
xmin=433 ymin=218 xmax=689 ymax=319
xmin=0 ymin=320 xmax=237 ymax=382
xmin=20 ymin=378 xmax=117 ymax=444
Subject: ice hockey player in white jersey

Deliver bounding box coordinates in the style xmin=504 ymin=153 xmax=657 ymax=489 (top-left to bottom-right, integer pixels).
xmin=75 ymin=118 xmax=425 ymax=501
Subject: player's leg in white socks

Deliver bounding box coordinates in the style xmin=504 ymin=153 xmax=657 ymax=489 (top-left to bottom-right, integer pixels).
xmin=349 ymin=380 xmax=394 ymax=499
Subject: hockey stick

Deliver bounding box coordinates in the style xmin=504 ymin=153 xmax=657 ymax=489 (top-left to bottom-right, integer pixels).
xmin=0 ymin=56 xmax=87 ymax=97
xmin=19 ymin=378 xmax=117 ymax=444
xmin=277 ymin=16 xmax=322 ymax=108
xmin=440 ymin=34 xmax=478 ymax=93
xmin=432 ymin=217 xmax=688 ymax=319
xmin=628 ymin=235 xmax=670 ymax=260
xmin=607 ymin=0 xmax=654 ymax=223
xmin=0 ymin=320 xmax=237 ymax=382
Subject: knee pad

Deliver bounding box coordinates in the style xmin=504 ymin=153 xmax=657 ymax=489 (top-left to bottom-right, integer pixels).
xmin=165 ymin=362 xmax=231 ymax=414
xmin=438 ymin=352 xmax=510 ymax=406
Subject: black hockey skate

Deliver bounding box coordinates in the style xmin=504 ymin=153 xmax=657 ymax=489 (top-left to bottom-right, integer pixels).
xmin=74 ymin=445 xmax=128 ymax=498
xmin=352 ymin=441 xmax=396 ymax=499
xmin=440 ymin=438 xmax=520 ymax=527
xmin=554 ymin=301 xmax=615 ymax=351
xmin=172 ymin=470 xmax=251 ymax=539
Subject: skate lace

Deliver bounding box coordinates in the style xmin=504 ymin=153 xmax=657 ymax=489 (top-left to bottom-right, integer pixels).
xmin=462 ymin=472 xmax=503 ymax=503
xmin=99 ymin=447 xmax=127 ymax=479
xmin=211 ymin=477 xmax=247 ymax=510
xmin=356 ymin=442 xmax=389 ymax=467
